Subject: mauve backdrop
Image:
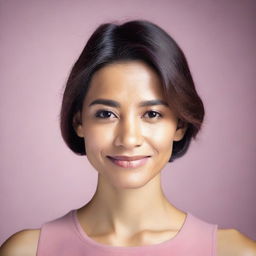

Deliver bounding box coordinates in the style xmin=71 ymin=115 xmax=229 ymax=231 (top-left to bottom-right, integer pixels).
xmin=0 ymin=0 xmax=255 ymax=245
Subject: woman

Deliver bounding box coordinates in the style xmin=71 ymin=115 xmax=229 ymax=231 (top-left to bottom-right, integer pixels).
xmin=1 ymin=19 xmax=255 ymax=256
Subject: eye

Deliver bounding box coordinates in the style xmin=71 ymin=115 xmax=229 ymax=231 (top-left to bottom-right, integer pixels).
xmin=144 ymin=110 xmax=162 ymax=119
xmin=95 ymin=110 xmax=117 ymax=119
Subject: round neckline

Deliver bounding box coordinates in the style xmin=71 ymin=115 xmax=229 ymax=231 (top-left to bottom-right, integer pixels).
xmin=72 ymin=209 xmax=190 ymax=252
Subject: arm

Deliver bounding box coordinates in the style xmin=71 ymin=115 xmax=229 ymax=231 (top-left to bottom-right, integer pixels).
xmin=217 ymin=228 xmax=256 ymax=256
xmin=0 ymin=229 xmax=40 ymax=256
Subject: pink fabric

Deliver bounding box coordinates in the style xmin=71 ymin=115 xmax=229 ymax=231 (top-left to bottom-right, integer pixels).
xmin=36 ymin=209 xmax=218 ymax=255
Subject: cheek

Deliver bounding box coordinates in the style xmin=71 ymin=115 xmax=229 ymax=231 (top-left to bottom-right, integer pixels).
xmin=83 ymin=120 xmax=177 ymax=155
xmin=144 ymin=122 xmax=176 ymax=150
xmin=82 ymin=126 xmax=112 ymax=171
xmin=83 ymin=125 xmax=113 ymax=154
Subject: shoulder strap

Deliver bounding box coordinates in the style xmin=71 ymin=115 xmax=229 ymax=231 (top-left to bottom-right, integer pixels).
xmin=36 ymin=211 xmax=79 ymax=255
xmin=176 ymin=213 xmax=218 ymax=256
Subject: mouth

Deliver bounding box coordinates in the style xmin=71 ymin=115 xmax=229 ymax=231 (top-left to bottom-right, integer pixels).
xmin=107 ymin=155 xmax=151 ymax=169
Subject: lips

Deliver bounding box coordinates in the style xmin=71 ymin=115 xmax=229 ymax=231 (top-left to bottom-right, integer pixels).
xmin=108 ymin=155 xmax=150 ymax=161
xmin=107 ymin=155 xmax=150 ymax=168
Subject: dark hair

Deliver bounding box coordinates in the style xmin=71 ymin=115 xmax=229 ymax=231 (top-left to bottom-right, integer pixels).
xmin=60 ymin=19 xmax=205 ymax=162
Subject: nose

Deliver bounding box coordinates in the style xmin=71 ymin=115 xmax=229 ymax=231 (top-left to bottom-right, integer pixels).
xmin=114 ymin=116 xmax=143 ymax=149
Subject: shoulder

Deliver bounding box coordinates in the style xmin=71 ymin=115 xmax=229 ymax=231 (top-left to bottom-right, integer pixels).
xmin=0 ymin=229 xmax=40 ymax=256
xmin=217 ymin=228 xmax=256 ymax=256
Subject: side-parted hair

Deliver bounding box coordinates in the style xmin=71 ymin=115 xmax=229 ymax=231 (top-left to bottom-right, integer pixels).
xmin=60 ymin=19 xmax=205 ymax=162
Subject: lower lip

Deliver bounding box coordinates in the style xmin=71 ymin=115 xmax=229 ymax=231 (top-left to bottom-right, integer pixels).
xmin=107 ymin=156 xmax=150 ymax=168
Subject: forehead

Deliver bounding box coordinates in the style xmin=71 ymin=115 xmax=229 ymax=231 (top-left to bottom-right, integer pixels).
xmin=84 ymin=60 xmax=165 ymax=103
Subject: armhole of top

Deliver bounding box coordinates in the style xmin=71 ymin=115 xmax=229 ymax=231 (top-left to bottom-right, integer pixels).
xmin=35 ymin=225 xmax=44 ymax=256
xmin=212 ymin=224 xmax=218 ymax=256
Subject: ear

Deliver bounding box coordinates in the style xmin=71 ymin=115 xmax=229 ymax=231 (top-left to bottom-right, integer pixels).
xmin=72 ymin=111 xmax=84 ymax=138
xmin=173 ymin=119 xmax=187 ymax=142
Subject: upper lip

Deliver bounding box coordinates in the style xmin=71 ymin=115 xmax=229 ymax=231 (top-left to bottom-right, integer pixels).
xmin=107 ymin=155 xmax=150 ymax=161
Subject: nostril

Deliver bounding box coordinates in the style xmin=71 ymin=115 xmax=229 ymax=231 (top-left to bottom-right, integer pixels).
xmin=113 ymin=119 xmax=143 ymax=141
xmin=113 ymin=130 xmax=143 ymax=148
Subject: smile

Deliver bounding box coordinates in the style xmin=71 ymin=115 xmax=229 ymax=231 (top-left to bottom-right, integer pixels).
xmin=107 ymin=156 xmax=150 ymax=168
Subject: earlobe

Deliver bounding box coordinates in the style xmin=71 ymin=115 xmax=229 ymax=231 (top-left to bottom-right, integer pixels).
xmin=173 ymin=120 xmax=187 ymax=142
xmin=72 ymin=111 xmax=84 ymax=138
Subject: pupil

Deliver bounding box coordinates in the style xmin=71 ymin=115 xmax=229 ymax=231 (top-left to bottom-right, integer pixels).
xmin=103 ymin=111 xmax=111 ymax=118
xmin=149 ymin=111 xmax=156 ymax=117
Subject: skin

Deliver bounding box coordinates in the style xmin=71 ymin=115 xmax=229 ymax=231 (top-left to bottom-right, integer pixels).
xmin=0 ymin=60 xmax=256 ymax=255
xmin=73 ymin=60 xmax=188 ymax=245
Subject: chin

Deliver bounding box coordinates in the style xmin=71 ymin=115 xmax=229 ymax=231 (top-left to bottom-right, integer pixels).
xmin=103 ymin=170 xmax=160 ymax=190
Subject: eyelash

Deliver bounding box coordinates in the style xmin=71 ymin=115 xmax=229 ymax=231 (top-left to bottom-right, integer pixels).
xmin=94 ymin=109 xmax=163 ymax=120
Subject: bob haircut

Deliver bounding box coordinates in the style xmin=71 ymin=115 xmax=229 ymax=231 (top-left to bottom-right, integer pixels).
xmin=60 ymin=19 xmax=205 ymax=162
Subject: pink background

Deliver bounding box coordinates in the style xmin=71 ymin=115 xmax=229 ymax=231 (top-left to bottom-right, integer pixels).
xmin=1 ymin=0 xmax=255 ymax=245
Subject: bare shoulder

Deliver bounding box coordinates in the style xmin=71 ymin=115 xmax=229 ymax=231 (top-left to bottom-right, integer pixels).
xmin=217 ymin=228 xmax=256 ymax=256
xmin=0 ymin=229 xmax=40 ymax=256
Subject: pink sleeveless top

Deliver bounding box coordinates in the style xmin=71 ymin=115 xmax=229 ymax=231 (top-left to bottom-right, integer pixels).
xmin=36 ymin=209 xmax=218 ymax=256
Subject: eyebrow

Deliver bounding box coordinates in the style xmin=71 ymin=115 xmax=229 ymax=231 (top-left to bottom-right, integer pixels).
xmin=88 ymin=98 xmax=169 ymax=108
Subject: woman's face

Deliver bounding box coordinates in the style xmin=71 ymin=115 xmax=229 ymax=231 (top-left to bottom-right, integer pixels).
xmin=74 ymin=61 xmax=186 ymax=189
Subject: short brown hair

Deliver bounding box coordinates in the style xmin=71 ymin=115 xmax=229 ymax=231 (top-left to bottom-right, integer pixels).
xmin=60 ymin=19 xmax=205 ymax=162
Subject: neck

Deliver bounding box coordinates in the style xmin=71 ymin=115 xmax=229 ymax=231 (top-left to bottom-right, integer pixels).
xmin=79 ymin=173 xmax=181 ymax=237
